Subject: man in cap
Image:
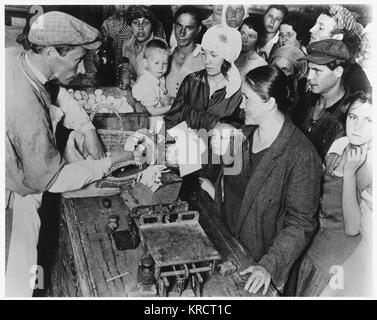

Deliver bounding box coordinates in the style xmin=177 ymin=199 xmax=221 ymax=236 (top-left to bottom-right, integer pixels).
xmin=5 ymin=11 xmax=136 ymax=296
xmin=293 ymin=39 xmax=352 ymax=161
xmin=309 ymin=5 xmax=370 ymax=93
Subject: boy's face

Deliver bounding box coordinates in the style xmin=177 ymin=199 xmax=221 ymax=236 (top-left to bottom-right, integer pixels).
xmin=145 ymin=48 xmax=169 ymax=78
xmin=264 ymin=8 xmax=285 ymax=35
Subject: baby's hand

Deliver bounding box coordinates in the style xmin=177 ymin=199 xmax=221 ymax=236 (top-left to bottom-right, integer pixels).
xmin=160 ymin=94 xmax=173 ymax=107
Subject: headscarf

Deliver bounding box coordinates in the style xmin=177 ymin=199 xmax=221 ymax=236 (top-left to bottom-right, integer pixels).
xmin=328 ymin=4 xmax=357 ymax=37
xmin=269 ymin=45 xmax=307 ymax=79
xmin=221 ymin=5 xmax=248 ymax=29
xmin=194 ymin=24 xmax=242 ymax=98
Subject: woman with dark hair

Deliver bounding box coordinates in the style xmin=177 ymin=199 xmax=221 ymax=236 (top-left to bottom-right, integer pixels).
xmin=164 ymin=25 xmax=243 ymax=131
xmin=257 ymin=5 xmax=288 ymax=60
xmin=122 ymin=5 xmax=166 ymax=78
xmin=277 ymin=13 xmax=310 ymax=53
xmin=201 ymin=65 xmax=322 ymax=294
xmin=297 ymin=90 xmax=373 ymax=297
xmin=166 ymin=5 xmax=205 ymax=98
xmin=235 ymin=15 xmax=267 ymax=79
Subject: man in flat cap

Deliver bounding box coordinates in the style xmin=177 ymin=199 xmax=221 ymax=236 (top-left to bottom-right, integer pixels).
xmin=292 ymin=39 xmax=353 ymax=161
xmin=5 ymin=11 xmax=136 ymax=296
xmin=309 ymin=5 xmax=370 ymax=94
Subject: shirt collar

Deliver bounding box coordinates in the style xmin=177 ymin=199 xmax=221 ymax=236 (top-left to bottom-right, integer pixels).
xmin=25 ymin=51 xmax=48 ymax=84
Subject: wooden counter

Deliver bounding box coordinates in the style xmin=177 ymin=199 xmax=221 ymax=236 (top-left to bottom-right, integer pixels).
xmin=50 ymin=187 xmax=278 ymax=297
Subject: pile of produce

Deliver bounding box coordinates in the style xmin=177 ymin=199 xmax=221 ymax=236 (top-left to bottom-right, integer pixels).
xmin=68 ymin=88 xmax=134 ymax=114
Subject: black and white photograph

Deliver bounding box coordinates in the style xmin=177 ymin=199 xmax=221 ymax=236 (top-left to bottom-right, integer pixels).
xmin=3 ymin=1 xmax=374 ymax=300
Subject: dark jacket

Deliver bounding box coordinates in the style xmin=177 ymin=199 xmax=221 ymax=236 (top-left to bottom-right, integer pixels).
xmin=221 ymin=117 xmax=322 ymax=291
xmin=164 ymin=69 xmax=243 ymax=131
xmin=292 ymin=88 xmax=351 ymax=161
xmin=344 ymin=63 xmax=371 ymax=94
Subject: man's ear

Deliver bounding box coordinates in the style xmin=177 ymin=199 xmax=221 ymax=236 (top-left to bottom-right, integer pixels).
xmin=334 ymin=66 xmax=344 ymax=79
xmin=196 ymin=25 xmax=202 ymax=35
xmin=143 ymin=58 xmax=148 ymax=69
xmin=332 ymin=33 xmax=344 ymax=41
xmin=267 ymin=96 xmax=276 ymax=111
xmin=44 ymin=46 xmax=59 ymax=59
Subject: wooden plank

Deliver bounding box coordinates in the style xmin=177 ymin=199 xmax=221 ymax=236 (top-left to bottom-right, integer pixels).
xmin=61 ymin=196 xmax=142 ymax=297
xmin=61 ymin=200 xmax=94 ymax=296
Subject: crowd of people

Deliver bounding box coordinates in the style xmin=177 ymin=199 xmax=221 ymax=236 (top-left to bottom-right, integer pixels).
xmin=5 ymin=4 xmax=373 ymax=297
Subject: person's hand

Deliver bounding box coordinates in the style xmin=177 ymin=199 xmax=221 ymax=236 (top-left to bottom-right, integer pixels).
xmin=160 ymin=94 xmax=173 ymax=108
xmin=344 ymin=144 xmax=368 ymax=176
xmin=198 ymin=177 xmax=215 ymax=199
xmin=63 ymin=131 xmax=86 ymax=163
xmin=82 ymin=129 xmax=106 ymax=160
xmin=239 ymin=265 xmax=271 ymax=295
xmin=109 ymin=150 xmax=134 ymax=166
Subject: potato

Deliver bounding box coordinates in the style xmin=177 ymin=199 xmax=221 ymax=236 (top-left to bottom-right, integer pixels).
xmin=99 ymin=107 xmax=109 ymax=113
xmin=67 ymin=88 xmax=74 ymax=95
xmin=81 ymin=91 xmax=89 ymax=101
xmin=113 ymin=98 xmax=122 ymax=106
xmin=88 ymin=93 xmax=96 ymax=100
xmin=106 ymin=95 xmax=115 ymax=104
xmin=83 ymin=103 xmax=92 ymax=111
xmin=94 ymin=89 xmax=103 ymax=96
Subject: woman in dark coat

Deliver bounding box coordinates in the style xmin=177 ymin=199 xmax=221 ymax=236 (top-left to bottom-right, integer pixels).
xmin=201 ymin=65 xmax=322 ymax=294
xmin=164 ymin=24 xmax=243 ymax=131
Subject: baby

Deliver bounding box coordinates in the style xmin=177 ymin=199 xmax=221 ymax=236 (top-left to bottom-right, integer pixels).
xmin=132 ymin=39 xmax=173 ymax=133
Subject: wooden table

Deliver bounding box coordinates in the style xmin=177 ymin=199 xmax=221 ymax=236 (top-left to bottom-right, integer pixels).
xmin=50 ymin=186 xmax=278 ymax=297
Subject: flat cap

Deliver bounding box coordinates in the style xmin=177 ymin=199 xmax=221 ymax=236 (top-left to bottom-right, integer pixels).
xmin=299 ymin=39 xmax=351 ymax=65
xmin=28 ymin=11 xmax=101 ymax=50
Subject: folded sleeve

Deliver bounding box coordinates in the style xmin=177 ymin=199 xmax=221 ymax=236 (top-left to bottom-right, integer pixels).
xmin=56 ymin=87 xmax=94 ymax=132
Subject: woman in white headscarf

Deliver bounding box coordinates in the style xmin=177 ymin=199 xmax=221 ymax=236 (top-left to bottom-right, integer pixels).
xmin=164 ymin=24 xmax=243 ymax=131
xmin=221 ymin=5 xmax=248 ymax=29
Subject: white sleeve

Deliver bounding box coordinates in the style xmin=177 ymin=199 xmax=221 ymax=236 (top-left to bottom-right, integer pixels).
xmin=56 ymin=87 xmax=95 ymax=132
xmin=48 ymin=157 xmax=111 ymax=193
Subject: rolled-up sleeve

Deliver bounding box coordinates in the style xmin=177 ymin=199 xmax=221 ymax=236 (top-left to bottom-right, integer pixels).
xmin=56 ymin=87 xmax=94 ymax=132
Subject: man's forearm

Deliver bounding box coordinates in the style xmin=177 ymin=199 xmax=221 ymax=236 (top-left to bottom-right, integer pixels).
xmin=48 ymin=158 xmax=111 ymax=193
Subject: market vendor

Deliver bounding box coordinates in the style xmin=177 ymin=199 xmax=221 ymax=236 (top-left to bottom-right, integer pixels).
xmin=5 ymin=11 xmax=139 ymax=297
